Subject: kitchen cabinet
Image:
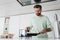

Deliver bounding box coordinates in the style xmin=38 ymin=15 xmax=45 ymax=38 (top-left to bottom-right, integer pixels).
xmin=0 ymin=18 xmax=5 ymax=35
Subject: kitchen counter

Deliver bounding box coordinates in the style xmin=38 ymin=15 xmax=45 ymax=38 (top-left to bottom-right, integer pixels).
xmin=0 ymin=37 xmax=60 ymax=40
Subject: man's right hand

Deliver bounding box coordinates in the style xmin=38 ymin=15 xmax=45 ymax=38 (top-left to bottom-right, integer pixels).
xmin=25 ymin=27 xmax=30 ymax=31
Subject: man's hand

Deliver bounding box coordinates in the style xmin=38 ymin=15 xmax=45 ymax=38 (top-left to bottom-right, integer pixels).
xmin=39 ymin=28 xmax=51 ymax=34
xmin=39 ymin=29 xmax=47 ymax=34
xmin=25 ymin=27 xmax=30 ymax=31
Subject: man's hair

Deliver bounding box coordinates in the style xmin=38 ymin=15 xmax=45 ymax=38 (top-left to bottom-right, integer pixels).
xmin=34 ymin=5 xmax=42 ymax=9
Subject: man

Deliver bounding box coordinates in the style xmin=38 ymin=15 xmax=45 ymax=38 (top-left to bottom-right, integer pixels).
xmin=25 ymin=5 xmax=52 ymax=38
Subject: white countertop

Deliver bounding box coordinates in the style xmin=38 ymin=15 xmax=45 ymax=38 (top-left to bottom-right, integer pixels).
xmin=0 ymin=37 xmax=60 ymax=40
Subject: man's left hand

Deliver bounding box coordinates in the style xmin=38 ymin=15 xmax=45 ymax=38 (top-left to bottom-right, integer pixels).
xmin=39 ymin=29 xmax=47 ymax=34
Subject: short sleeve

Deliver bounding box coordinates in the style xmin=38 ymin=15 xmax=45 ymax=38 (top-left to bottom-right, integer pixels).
xmin=46 ymin=17 xmax=52 ymax=29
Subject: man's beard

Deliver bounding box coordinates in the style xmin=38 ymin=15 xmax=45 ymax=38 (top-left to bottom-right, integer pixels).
xmin=36 ymin=13 xmax=41 ymax=16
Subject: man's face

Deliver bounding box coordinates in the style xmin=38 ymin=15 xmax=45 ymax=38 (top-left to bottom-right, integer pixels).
xmin=34 ymin=8 xmax=42 ymax=16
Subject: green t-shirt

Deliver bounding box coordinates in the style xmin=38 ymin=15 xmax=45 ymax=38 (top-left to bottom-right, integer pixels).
xmin=28 ymin=15 xmax=52 ymax=38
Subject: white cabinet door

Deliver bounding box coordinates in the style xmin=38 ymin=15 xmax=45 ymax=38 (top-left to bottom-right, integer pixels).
xmin=0 ymin=18 xmax=5 ymax=35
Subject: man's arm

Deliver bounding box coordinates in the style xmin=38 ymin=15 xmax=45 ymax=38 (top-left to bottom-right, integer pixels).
xmin=39 ymin=16 xmax=52 ymax=34
xmin=39 ymin=28 xmax=52 ymax=34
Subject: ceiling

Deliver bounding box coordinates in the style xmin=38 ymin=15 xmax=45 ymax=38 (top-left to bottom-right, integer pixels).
xmin=0 ymin=0 xmax=59 ymax=17
xmin=0 ymin=0 xmax=22 ymax=17
xmin=0 ymin=0 xmax=15 ymax=5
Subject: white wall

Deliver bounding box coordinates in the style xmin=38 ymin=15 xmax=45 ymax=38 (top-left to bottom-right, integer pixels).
xmin=9 ymin=16 xmax=20 ymax=38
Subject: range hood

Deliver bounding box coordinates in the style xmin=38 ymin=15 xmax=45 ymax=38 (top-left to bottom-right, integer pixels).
xmin=17 ymin=0 xmax=56 ymax=6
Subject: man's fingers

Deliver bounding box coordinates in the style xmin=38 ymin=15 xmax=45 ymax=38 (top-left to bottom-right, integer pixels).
xmin=25 ymin=27 xmax=30 ymax=30
xmin=39 ymin=30 xmax=46 ymax=34
xmin=39 ymin=32 xmax=43 ymax=34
